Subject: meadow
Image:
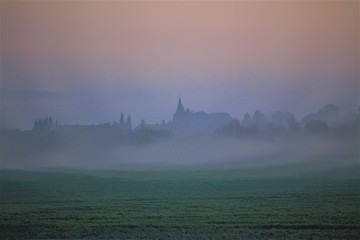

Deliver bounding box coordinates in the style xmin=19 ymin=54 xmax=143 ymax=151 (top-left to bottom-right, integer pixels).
xmin=1 ymin=161 xmax=359 ymax=239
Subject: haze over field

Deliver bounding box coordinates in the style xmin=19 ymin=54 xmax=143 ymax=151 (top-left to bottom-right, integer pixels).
xmin=1 ymin=100 xmax=358 ymax=170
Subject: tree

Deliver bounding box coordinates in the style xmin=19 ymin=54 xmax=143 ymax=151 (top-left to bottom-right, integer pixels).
xmin=120 ymin=113 xmax=125 ymax=127
xmin=287 ymin=117 xmax=301 ymax=133
xmin=222 ymin=118 xmax=241 ymax=133
xmin=253 ymin=110 xmax=268 ymax=130
xmin=242 ymin=112 xmax=253 ymax=128
xmin=304 ymin=119 xmax=329 ymax=135
xmin=127 ymin=115 xmax=132 ymax=130
xmin=49 ymin=116 xmax=53 ymax=129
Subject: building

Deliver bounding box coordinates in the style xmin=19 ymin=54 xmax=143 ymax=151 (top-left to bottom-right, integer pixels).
xmin=170 ymin=97 xmax=232 ymax=135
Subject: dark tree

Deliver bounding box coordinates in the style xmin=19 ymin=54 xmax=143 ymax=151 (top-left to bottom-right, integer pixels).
xmin=304 ymin=119 xmax=329 ymax=135
xmin=287 ymin=117 xmax=301 ymax=133
xmin=120 ymin=113 xmax=125 ymax=127
xmin=253 ymin=110 xmax=268 ymax=130
xmin=127 ymin=115 xmax=132 ymax=130
xmin=242 ymin=112 xmax=253 ymax=128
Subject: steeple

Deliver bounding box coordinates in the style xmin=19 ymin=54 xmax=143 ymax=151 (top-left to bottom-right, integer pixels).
xmin=176 ymin=97 xmax=185 ymax=113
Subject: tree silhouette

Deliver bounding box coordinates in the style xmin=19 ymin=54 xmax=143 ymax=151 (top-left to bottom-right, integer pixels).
xmin=120 ymin=113 xmax=125 ymax=128
xmin=242 ymin=112 xmax=253 ymax=128
xmin=127 ymin=115 xmax=132 ymax=130
xmin=304 ymin=119 xmax=329 ymax=135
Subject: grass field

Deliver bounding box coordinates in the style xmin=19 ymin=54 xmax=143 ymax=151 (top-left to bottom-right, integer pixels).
xmin=1 ymin=162 xmax=359 ymax=239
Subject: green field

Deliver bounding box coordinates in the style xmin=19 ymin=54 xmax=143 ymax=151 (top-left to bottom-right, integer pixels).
xmin=1 ymin=162 xmax=359 ymax=239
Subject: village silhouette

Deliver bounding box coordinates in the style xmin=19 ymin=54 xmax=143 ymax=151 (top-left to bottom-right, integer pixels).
xmin=31 ymin=97 xmax=358 ymax=137
xmin=2 ymin=97 xmax=358 ymax=148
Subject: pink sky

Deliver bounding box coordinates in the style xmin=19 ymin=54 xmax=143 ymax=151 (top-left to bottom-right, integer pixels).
xmin=1 ymin=1 xmax=359 ymax=128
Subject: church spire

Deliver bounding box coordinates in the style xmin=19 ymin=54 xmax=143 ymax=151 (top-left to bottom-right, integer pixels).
xmin=176 ymin=96 xmax=185 ymax=113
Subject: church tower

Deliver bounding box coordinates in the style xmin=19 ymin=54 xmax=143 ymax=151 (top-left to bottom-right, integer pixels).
xmin=176 ymin=97 xmax=185 ymax=114
xmin=173 ymin=96 xmax=190 ymax=124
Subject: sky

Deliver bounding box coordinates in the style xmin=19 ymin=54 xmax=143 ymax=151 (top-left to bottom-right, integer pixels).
xmin=1 ymin=1 xmax=359 ymax=129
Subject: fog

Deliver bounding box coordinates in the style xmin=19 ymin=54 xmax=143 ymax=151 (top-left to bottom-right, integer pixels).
xmin=1 ymin=133 xmax=358 ymax=173
xmin=1 ymin=100 xmax=359 ymax=174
